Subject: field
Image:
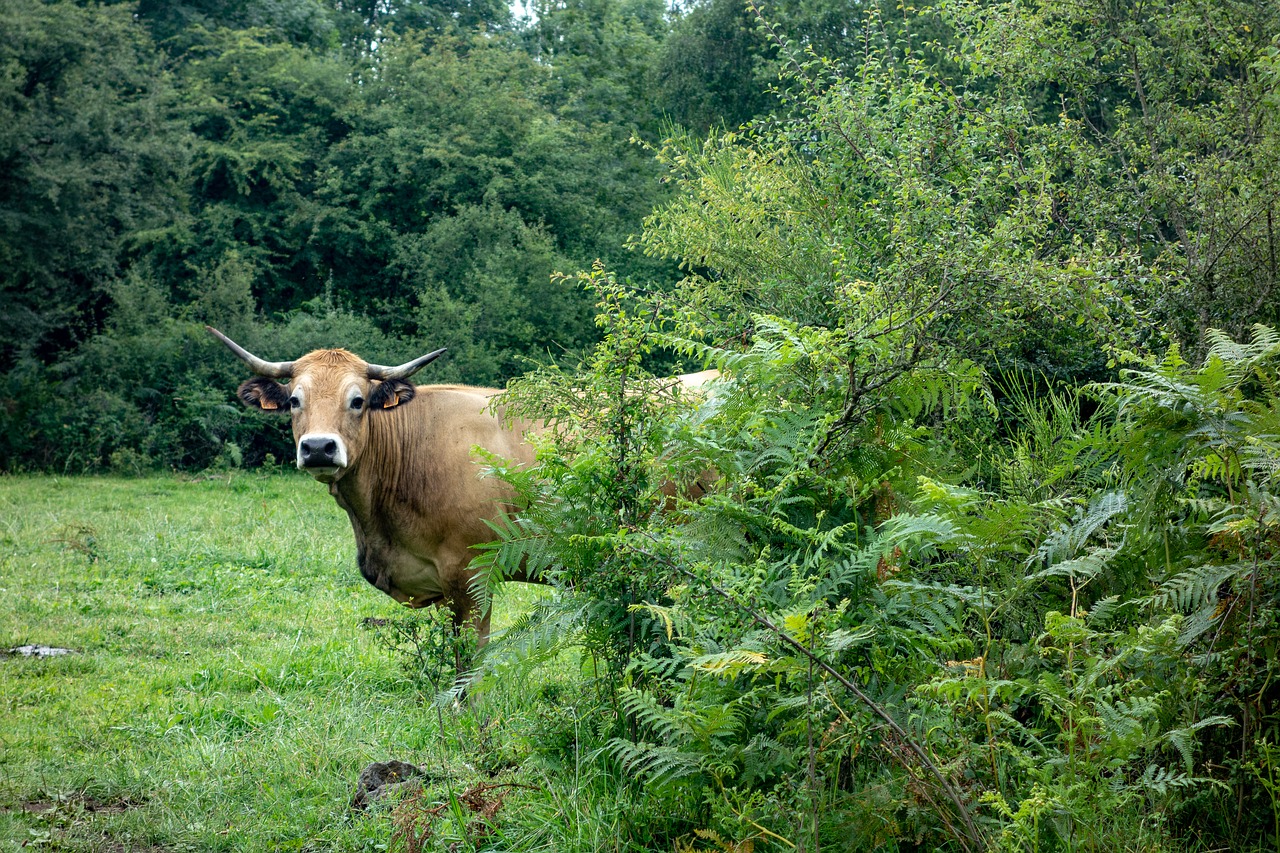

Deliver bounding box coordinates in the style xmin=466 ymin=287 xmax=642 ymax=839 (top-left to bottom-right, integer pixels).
xmin=0 ymin=474 xmax=643 ymax=852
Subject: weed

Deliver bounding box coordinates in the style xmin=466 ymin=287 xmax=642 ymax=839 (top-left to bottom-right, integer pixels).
xmin=50 ymin=523 xmax=99 ymax=563
xmin=361 ymin=608 xmax=478 ymax=695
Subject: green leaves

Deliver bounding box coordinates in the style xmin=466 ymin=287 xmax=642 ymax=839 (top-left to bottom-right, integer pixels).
xmin=0 ymin=0 xmax=185 ymax=370
xmin=954 ymin=0 xmax=1280 ymax=346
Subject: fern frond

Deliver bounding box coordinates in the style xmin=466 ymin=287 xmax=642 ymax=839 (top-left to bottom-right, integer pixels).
xmin=483 ymin=595 xmax=589 ymax=668
xmin=688 ymin=649 xmax=770 ymax=677
xmin=1163 ymin=716 xmax=1234 ymax=772
xmin=812 ymin=544 xmax=882 ymax=601
xmin=1094 ymin=698 xmax=1146 ymax=744
xmin=824 ymin=624 xmax=876 ymax=652
xmin=1176 ymin=603 xmax=1222 ymax=646
xmin=631 ymin=650 xmax=689 ymax=681
xmin=607 ymin=739 xmax=705 ymax=786
xmin=1035 ymin=491 xmax=1127 ymax=567
xmin=1027 ymin=545 xmax=1118 ymax=584
xmin=878 ymin=512 xmax=971 ymax=555
xmin=1085 ymin=595 xmax=1125 ymax=626
xmin=618 ymin=687 xmax=688 ymax=744
xmin=1145 ymin=562 xmax=1250 ymax=614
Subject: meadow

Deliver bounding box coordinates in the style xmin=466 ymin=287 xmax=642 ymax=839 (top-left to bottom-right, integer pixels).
xmin=0 ymin=473 xmax=639 ymax=853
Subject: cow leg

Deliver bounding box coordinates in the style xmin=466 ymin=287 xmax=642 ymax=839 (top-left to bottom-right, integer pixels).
xmin=447 ymin=599 xmax=492 ymax=671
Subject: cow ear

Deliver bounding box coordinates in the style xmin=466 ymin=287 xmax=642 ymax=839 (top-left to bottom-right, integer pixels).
xmin=238 ymin=378 xmax=291 ymax=412
xmin=368 ymin=379 xmax=416 ymax=411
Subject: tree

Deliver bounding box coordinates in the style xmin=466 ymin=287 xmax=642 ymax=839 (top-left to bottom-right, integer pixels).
xmin=135 ymin=0 xmax=339 ymax=51
xmin=143 ymin=26 xmax=360 ymax=315
xmin=312 ymin=33 xmax=614 ymax=372
xmin=397 ymin=203 xmax=592 ymax=383
xmin=651 ymin=0 xmax=777 ymax=132
xmin=951 ymin=0 xmax=1280 ymax=350
xmin=524 ymin=0 xmax=667 ymax=133
xmin=0 ymin=0 xmax=185 ymax=370
xmin=328 ymin=0 xmax=511 ymax=55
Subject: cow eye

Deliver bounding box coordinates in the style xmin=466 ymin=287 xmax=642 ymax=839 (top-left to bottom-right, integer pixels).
xmin=350 ymin=397 xmax=364 ymax=411
xmin=288 ymin=396 xmax=300 ymax=410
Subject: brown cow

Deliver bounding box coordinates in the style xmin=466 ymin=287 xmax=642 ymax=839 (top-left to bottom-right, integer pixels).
xmin=210 ymin=327 xmax=719 ymax=647
xmin=209 ymin=327 xmax=542 ymax=644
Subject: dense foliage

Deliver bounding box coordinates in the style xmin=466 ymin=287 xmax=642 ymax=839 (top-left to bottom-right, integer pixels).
xmin=5 ymin=0 xmax=1280 ymax=849
xmin=471 ymin=2 xmax=1280 ymax=850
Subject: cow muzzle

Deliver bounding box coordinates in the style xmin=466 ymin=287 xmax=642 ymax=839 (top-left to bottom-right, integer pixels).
xmin=297 ymin=432 xmax=348 ymax=479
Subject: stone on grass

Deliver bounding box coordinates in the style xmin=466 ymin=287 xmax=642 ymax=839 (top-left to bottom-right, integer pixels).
xmin=5 ymin=645 xmax=78 ymax=658
xmin=351 ymin=760 xmax=429 ymax=810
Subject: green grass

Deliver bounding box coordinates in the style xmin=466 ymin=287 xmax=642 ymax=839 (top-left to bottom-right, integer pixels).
xmin=0 ymin=473 xmax=664 ymax=853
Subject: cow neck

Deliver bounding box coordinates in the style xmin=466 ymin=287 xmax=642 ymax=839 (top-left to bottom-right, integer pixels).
xmin=326 ymin=406 xmax=422 ymax=533
xmin=327 ymin=466 xmax=361 ymax=517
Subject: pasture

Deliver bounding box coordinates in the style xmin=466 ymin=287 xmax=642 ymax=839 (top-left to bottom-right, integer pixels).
xmin=0 ymin=474 xmax=639 ymax=852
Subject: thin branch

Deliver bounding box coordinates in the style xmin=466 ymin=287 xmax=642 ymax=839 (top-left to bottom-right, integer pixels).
xmin=810 ymin=343 xmax=924 ymax=460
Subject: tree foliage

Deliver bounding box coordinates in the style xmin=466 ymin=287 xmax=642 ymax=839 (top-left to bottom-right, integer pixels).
xmin=0 ymin=0 xmax=185 ymax=370
xmin=0 ymin=0 xmax=685 ymax=471
xmin=952 ymin=0 xmax=1280 ymax=347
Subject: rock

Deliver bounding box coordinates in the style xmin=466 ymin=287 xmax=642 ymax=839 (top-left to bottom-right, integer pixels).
xmin=5 ymin=645 xmax=77 ymax=658
xmin=351 ymin=760 xmax=429 ymax=810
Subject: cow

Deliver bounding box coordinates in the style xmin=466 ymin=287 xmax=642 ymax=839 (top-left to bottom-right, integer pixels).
xmin=208 ymin=327 xmax=542 ymax=645
xmin=210 ymin=327 xmax=720 ymax=648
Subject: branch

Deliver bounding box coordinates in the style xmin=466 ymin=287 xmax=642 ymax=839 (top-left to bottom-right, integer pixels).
xmin=810 ymin=341 xmax=924 ymax=460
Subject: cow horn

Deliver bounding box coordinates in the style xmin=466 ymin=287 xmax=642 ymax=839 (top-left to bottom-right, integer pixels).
xmin=366 ymin=348 xmax=447 ymax=381
xmin=206 ymin=326 xmax=295 ymax=378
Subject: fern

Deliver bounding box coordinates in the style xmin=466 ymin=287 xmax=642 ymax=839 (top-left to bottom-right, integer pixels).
xmin=877 ymin=512 xmax=971 ymax=556
xmin=1027 ymin=545 xmax=1119 ymax=585
xmin=1144 ymin=561 xmax=1250 ymax=615
xmin=481 ymin=595 xmax=590 ymax=670
xmin=1085 ymin=595 xmax=1125 ymax=626
xmin=1164 ymin=716 xmax=1235 ymax=772
xmin=618 ymin=688 xmax=690 ymax=744
xmin=1034 ymin=491 xmax=1127 ymax=568
xmin=606 ymin=739 xmax=706 ymax=787
xmin=1138 ymin=764 xmax=1205 ymax=796
xmin=688 ymin=649 xmax=770 ymax=677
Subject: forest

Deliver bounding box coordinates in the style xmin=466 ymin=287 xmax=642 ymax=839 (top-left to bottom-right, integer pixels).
xmin=4 ymin=0 xmax=1280 ymax=849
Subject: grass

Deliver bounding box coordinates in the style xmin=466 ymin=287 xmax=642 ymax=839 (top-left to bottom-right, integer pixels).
xmin=0 ymin=473 xmax=671 ymax=852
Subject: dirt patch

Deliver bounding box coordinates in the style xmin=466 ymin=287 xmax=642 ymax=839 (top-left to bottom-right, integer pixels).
xmin=80 ymin=796 xmax=142 ymax=814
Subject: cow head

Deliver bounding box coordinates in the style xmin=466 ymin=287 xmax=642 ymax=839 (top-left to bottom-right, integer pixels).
xmin=208 ymin=327 xmax=445 ymax=482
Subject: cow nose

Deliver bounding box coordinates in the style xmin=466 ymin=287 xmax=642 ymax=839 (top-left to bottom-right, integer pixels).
xmin=300 ymin=437 xmax=338 ymax=466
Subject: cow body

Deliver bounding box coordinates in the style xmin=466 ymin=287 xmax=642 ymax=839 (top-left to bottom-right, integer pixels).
xmin=209 ymin=329 xmax=542 ymax=643
xmin=329 ymin=384 xmax=538 ymax=639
